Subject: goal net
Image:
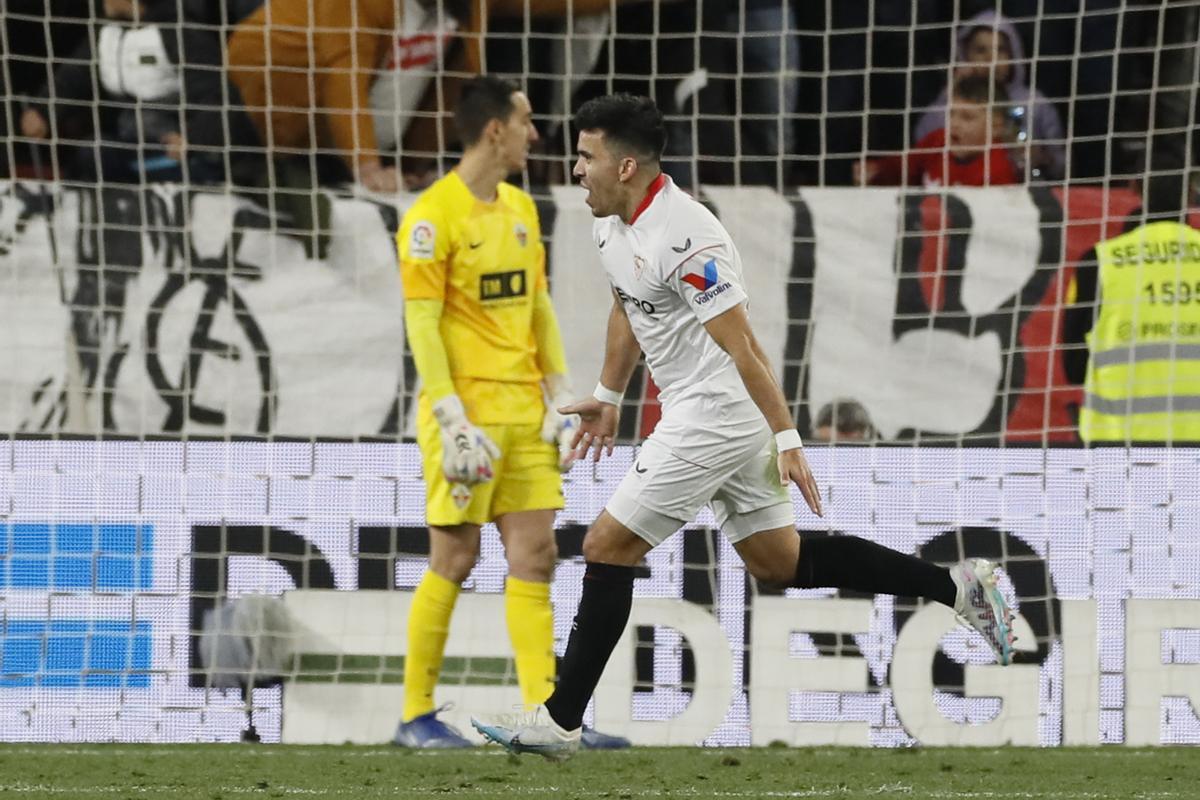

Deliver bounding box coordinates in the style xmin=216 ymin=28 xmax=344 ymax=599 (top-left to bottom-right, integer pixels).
xmin=0 ymin=0 xmax=1197 ymax=746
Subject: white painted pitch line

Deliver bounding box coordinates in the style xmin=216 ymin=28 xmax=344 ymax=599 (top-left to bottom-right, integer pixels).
xmin=0 ymin=785 xmax=1183 ymax=799
xmin=0 ymin=746 xmax=433 ymax=758
xmin=0 ymin=746 xmax=1173 ymax=760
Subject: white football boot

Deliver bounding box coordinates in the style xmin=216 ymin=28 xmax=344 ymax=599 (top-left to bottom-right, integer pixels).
xmin=950 ymin=558 xmax=1016 ymax=665
xmin=471 ymin=705 xmax=581 ymax=762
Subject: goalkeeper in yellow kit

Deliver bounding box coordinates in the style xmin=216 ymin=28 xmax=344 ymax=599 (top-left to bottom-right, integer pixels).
xmin=392 ymin=76 xmax=628 ymax=750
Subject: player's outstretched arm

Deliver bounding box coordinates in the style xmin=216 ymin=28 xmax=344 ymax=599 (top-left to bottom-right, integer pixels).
xmin=703 ymin=304 xmax=823 ymax=517
xmin=561 ymin=294 xmax=642 ymax=462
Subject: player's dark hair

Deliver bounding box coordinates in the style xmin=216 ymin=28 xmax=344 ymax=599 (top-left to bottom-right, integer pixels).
xmin=574 ymin=93 xmax=666 ymax=162
xmin=455 ymin=75 xmax=520 ymax=146
xmin=952 ymin=73 xmax=1009 ymax=106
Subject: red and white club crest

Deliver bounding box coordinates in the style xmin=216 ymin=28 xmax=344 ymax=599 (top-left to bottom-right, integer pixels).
xmin=633 ymin=255 xmax=647 ymax=280
xmin=514 ymin=223 xmax=528 ymax=247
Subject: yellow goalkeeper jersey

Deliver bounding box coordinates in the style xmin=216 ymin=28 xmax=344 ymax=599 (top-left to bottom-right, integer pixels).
xmin=398 ymin=171 xmax=548 ymax=424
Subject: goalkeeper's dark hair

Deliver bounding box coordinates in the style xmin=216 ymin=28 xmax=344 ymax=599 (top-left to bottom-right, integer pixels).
xmin=575 ymin=93 xmax=666 ymax=163
xmin=455 ymin=75 xmax=520 ymax=146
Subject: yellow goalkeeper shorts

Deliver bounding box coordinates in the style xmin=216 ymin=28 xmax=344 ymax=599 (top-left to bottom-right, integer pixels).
xmin=416 ymin=396 xmax=564 ymax=527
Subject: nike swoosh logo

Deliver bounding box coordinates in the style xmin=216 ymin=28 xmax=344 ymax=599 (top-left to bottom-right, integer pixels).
xmin=469 ymin=241 xmax=484 ymax=249
xmin=634 ymin=462 xmax=647 ymax=474
xmin=670 ymin=238 xmax=692 ymax=254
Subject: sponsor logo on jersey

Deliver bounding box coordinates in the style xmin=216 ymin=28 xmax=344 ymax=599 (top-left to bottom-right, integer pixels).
xmin=615 ymin=286 xmax=656 ymax=315
xmin=684 ymin=258 xmax=733 ymax=305
xmin=409 ymin=221 xmax=436 ymax=260
xmin=682 ymin=258 xmax=719 ymax=291
xmin=480 ymin=269 xmax=527 ymax=301
xmin=514 ymin=222 xmax=528 ymax=247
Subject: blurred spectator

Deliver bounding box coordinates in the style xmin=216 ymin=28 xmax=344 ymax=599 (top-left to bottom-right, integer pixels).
xmin=227 ymin=0 xmax=406 ymax=192
xmin=19 ymin=0 xmax=262 ymax=184
xmin=914 ymin=10 xmax=1064 ymax=181
xmin=368 ymin=0 xmax=467 ymax=185
xmin=4 ymin=1 xmax=94 ymax=178
xmin=228 ymin=0 xmax=631 ymax=193
xmin=855 ymin=74 xmax=1019 ymax=188
xmin=372 ymin=0 xmax=649 ymax=189
xmin=722 ymin=0 xmax=800 ymax=186
xmin=810 ymin=399 xmax=876 ymax=443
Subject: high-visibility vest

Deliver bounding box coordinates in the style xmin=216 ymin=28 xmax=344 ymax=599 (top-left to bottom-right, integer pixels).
xmin=1079 ymin=221 xmax=1200 ymax=443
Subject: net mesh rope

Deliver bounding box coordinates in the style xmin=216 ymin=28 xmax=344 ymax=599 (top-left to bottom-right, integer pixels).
xmin=0 ymin=0 xmax=1196 ymax=745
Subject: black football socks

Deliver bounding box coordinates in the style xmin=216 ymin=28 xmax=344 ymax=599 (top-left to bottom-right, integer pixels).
xmin=544 ymin=562 xmax=635 ymax=731
xmin=544 ymin=538 xmax=954 ymax=732
xmin=792 ymin=533 xmax=957 ymax=607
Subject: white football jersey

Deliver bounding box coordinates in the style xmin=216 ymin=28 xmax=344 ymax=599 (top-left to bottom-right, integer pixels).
xmin=594 ymin=175 xmax=752 ymax=413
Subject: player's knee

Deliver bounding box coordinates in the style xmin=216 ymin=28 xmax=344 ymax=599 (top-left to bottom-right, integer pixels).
xmin=430 ymin=541 xmax=481 ymax=583
xmin=745 ymin=558 xmax=795 ymax=588
xmin=581 ymin=531 xmax=612 ymax=564
xmin=581 ymin=530 xmax=640 ymax=566
xmin=509 ymin=536 xmax=558 ymax=581
xmin=437 ymin=554 xmax=478 ymax=584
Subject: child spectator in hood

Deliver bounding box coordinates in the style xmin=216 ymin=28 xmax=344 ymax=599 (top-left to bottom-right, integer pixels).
xmin=914 ymin=10 xmax=1064 ymax=180
xmin=856 ymin=74 xmax=1019 ymax=188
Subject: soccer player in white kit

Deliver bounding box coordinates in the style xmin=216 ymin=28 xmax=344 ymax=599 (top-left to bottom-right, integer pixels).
xmin=473 ymin=94 xmax=1015 ymax=759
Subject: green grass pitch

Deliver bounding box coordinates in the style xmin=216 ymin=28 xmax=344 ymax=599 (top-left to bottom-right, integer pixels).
xmin=0 ymin=744 xmax=1194 ymax=799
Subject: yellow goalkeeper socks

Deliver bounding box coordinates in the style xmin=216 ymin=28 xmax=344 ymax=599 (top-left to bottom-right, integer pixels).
xmin=402 ymin=570 xmax=461 ymax=723
xmin=505 ymin=576 xmax=556 ymax=708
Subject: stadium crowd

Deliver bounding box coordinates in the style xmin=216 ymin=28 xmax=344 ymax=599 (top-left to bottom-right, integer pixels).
xmin=1 ymin=0 xmax=1193 ymax=193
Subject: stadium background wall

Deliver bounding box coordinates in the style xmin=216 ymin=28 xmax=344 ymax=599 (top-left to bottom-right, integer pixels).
xmin=0 ymin=440 xmax=1196 ymax=746
xmin=0 ymin=182 xmax=1198 ymax=746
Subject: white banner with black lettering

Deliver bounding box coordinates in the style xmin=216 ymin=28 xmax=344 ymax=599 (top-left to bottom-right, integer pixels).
xmin=2 ymin=180 xmax=1129 ymax=442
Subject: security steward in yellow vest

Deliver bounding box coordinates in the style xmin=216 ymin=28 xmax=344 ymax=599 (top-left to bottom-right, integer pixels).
xmin=1064 ymin=203 xmax=1200 ymax=444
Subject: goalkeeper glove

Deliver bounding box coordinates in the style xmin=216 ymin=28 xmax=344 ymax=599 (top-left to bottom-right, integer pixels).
xmin=541 ymin=381 xmax=579 ymax=472
xmin=432 ymin=395 xmax=501 ymax=485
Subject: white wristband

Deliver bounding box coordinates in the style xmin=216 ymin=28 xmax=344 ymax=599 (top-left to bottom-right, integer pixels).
xmin=774 ymin=429 xmax=804 ymax=452
xmin=593 ymin=382 xmax=624 ymax=406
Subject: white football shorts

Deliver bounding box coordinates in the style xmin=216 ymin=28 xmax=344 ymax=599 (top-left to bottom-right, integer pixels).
xmin=605 ymin=403 xmax=795 ymax=547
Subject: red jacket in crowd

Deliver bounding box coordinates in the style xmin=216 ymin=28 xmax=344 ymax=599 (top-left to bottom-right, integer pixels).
xmin=868 ymin=128 xmax=1020 ymax=187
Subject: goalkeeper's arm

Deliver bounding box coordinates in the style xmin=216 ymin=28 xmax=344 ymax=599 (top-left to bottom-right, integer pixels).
xmin=531 ymin=288 xmax=577 ymax=469
xmin=405 ymin=298 xmax=499 ymax=484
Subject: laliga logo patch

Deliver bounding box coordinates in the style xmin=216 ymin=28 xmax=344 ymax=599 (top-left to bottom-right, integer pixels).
xmin=409 ymin=221 xmax=436 ymax=260
xmin=514 ymin=222 xmax=528 ymax=247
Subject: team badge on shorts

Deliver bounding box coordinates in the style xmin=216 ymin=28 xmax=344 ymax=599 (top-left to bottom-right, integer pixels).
xmin=514 ymin=223 xmax=528 ymax=247
xmin=451 ymin=483 xmax=472 ymax=509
